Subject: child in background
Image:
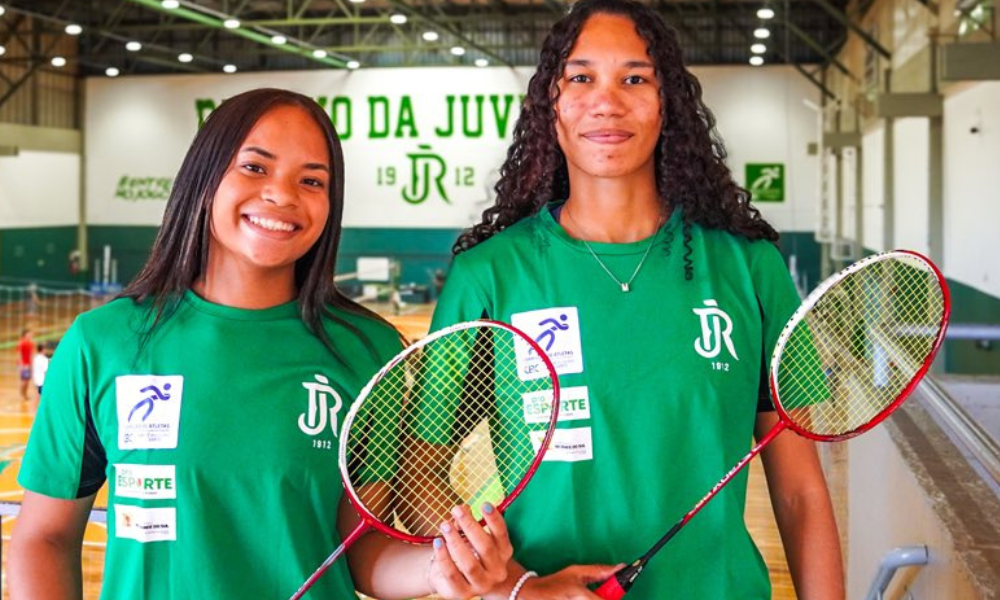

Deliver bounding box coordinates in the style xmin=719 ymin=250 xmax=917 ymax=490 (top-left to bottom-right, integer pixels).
xmin=32 ymin=342 xmax=52 ymax=397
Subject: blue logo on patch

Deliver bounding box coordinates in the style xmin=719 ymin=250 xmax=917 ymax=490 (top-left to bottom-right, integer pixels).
xmin=534 ymin=314 xmax=570 ymax=352
xmin=128 ymin=383 xmax=172 ymax=422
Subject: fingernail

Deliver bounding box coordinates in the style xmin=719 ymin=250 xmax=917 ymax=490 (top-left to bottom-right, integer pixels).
xmin=482 ymin=502 xmax=494 ymax=514
xmin=440 ymin=522 xmax=452 ymax=534
xmin=434 ymin=538 xmax=443 ymax=549
xmin=451 ymin=506 xmax=464 ymax=518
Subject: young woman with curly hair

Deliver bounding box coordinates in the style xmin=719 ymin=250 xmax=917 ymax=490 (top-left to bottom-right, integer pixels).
xmin=431 ymin=1 xmax=845 ymax=598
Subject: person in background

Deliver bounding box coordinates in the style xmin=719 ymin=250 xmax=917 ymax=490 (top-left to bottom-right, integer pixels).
xmin=430 ymin=1 xmax=845 ymax=598
xmin=30 ymin=341 xmax=52 ymax=406
xmin=17 ymin=328 xmax=33 ymax=401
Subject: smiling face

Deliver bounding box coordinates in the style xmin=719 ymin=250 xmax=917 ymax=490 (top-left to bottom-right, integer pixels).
xmin=554 ymin=12 xmax=663 ymax=184
xmin=206 ymin=104 xmax=331 ymax=285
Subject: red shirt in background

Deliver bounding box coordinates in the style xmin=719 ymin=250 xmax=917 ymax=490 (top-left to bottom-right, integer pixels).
xmin=17 ymin=336 xmax=33 ymax=368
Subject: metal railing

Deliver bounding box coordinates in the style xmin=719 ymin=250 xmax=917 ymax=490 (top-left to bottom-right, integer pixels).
xmin=918 ymin=377 xmax=1000 ymax=488
xmin=863 ymin=545 xmax=929 ymax=600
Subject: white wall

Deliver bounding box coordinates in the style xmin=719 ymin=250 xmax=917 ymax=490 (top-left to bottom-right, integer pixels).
xmin=84 ymin=65 xmax=820 ymax=231
xmin=84 ymin=68 xmax=533 ymax=229
xmin=0 ymin=150 xmax=80 ymax=228
xmin=943 ymin=82 xmax=1000 ymax=298
xmin=862 ymin=127 xmax=885 ymax=251
xmin=847 ymin=415 xmax=984 ymax=600
xmin=697 ymin=66 xmax=821 ymax=232
xmin=894 ymin=118 xmax=931 ymax=256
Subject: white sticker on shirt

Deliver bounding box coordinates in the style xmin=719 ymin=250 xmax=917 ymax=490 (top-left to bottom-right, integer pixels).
xmin=523 ymin=386 xmax=590 ymax=424
xmin=114 ymin=505 xmax=177 ymax=543
xmin=511 ymin=307 xmax=584 ymax=380
xmin=116 ymin=375 xmax=184 ymax=450
xmin=114 ymin=464 xmax=177 ymax=500
xmin=531 ymin=427 xmax=593 ymax=462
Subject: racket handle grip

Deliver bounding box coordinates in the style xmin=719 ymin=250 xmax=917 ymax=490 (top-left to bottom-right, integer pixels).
xmin=594 ymin=577 xmax=626 ymax=600
xmin=594 ymin=562 xmax=644 ymax=600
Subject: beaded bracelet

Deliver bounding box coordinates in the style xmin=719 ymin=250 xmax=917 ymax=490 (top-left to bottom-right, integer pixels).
xmin=508 ymin=570 xmax=538 ymax=600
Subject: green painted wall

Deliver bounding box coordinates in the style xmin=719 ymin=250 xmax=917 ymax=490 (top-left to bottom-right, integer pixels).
xmin=86 ymin=225 xmax=463 ymax=293
xmin=3 ymin=225 xmax=997 ymax=375
xmin=942 ymin=279 xmax=1000 ymax=375
xmin=777 ymin=231 xmax=824 ymax=293
xmin=87 ymin=225 xmax=160 ymax=285
xmin=0 ymin=226 xmax=82 ymax=284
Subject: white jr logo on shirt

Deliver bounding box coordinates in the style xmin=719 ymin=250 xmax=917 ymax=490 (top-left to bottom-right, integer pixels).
xmin=693 ymin=299 xmax=739 ymax=360
xmin=298 ymin=374 xmax=343 ymax=436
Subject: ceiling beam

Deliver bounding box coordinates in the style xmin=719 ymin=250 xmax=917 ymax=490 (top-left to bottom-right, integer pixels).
xmin=123 ymin=0 xmax=351 ymax=67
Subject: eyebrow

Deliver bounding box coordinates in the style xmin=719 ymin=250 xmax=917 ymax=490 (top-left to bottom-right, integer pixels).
xmin=240 ymin=146 xmax=330 ymax=172
xmin=565 ymin=58 xmax=655 ymax=69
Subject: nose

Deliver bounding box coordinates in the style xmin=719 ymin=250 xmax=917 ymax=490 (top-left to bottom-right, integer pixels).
xmin=589 ymin=82 xmax=626 ymax=117
xmin=262 ymin=175 xmax=297 ymax=206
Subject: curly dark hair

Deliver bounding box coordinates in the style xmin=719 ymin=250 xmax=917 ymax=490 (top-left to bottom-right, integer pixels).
xmin=454 ymin=0 xmax=778 ymax=279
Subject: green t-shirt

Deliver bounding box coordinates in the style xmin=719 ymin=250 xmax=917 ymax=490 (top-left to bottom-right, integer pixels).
xmin=430 ymin=207 xmax=801 ymax=599
xmin=18 ymin=291 xmax=401 ymax=599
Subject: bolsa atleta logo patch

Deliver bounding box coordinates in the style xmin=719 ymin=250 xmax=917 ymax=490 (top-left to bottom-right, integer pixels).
xmin=116 ymin=375 xmax=184 ymax=450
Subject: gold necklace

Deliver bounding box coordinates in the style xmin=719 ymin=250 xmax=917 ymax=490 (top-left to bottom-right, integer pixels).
xmin=563 ymin=207 xmax=662 ymax=293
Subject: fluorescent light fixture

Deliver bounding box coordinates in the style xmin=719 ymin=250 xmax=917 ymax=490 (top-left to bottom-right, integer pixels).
xmin=271 ymin=35 xmax=287 ymax=45
xmin=750 ymin=56 xmax=765 ymax=66
xmin=0 ymin=46 xmax=6 ymax=57
xmin=51 ymin=56 xmax=67 ymax=67
xmin=753 ymin=27 xmax=771 ymax=39
xmin=0 ymin=7 xmax=5 ymax=16
xmin=106 ymin=67 xmax=120 ymax=77
xmin=475 ymin=58 xmax=489 ymax=67
xmin=450 ymin=46 xmax=466 ymax=56
xmin=422 ymin=31 xmax=439 ymax=42
xmin=223 ymin=18 xmax=240 ymax=29
xmin=178 ymin=52 xmax=193 ymax=63
xmin=347 ymin=60 xmax=361 ymax=69
xmin=65 ymin=24 xmax=83 ymax=35
xmin=348 ymin=0 xmax=365 ymax=3
xmin=312 ymin=49 xmax=327 ymax=58
xmin=757 ymin=7 xmax=775 ymax=19
xmin=389 ymin=14 xmax=407 ymax=25
xmin=751 ymin=43 xmax=766 ymax=54
xmin=161 ymin=0 xmax=180 ymax=9
xmin=223 ymin=64 xmax=237 ymax=73
xmin=126 ymin=40 xmax=142 ymax=51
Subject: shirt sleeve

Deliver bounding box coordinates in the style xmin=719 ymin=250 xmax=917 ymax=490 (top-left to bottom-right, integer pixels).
xmin=18 ymin=319 xmax=108 ymax=499
xmin=752 ymin=242 xmax=803 ymax=413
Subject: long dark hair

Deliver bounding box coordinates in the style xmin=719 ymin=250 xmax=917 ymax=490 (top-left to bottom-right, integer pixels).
xmin=123 ymin=87 xmax=389 ymax=353
xmin=455 ymin=0 xmax=778 ymax=279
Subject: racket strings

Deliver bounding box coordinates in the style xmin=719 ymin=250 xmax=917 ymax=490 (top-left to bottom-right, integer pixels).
xmin=776 ymin=254 xmax=946 ymax=437
xmin=343 ymin=325 xmax=553 ymax=538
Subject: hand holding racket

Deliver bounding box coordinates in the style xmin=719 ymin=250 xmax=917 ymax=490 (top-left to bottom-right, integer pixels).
xmin=595 ymin=250 xmax=951 ymax=599
xmin=289 ymin=320 xmax=561 ymax=600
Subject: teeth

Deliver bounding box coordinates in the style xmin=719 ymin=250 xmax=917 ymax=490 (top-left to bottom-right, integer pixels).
xmin=247 ymin=215 xmax=295 ymax=232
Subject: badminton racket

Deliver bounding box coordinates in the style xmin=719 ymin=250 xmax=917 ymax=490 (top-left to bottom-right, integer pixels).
xmin=289 ymin=319 xmax=561 ymax=600
xmin=595 ymin=249 xmax=951 ymax=599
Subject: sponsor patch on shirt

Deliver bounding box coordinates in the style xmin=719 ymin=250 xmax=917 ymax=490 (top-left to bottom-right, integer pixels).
xmin=523 ymin=386 xmax=590 ymax=424
xmin=114 ymin=464 xmax=177 ymax=500
xmin=114 ymin=505 xmax=177 ymax=543
xmin=531 ymin=427 xmax=593 ymax=462
xmin=511 ymin=307 xmax=584 ymax=380
xmin=116 ymin=375 xmax=184 ymax=450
